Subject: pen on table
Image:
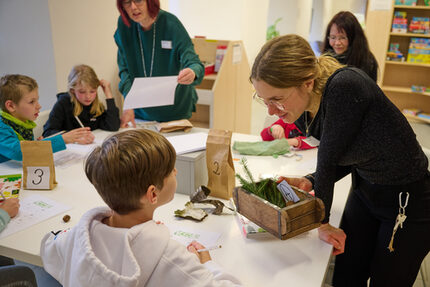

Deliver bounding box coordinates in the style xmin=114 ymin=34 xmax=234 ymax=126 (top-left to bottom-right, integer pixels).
xmin=197 ymin=245 xmax=222 ymax=252
xmin=74 ymin=116 xmax=85 ymax=128
xmin=43 ymin=130 xmax=66 ymax=140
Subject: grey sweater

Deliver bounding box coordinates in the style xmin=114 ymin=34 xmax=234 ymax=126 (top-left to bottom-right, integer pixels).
xmin=295 ymin=67 xmax=428 ymax=221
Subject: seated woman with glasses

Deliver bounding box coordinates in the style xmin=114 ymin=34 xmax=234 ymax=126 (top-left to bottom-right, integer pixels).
xmin=322 ymin=11 xmax=378 ymax=82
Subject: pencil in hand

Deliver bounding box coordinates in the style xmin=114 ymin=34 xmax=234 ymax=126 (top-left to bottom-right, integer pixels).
xmin=74 ymin=116 xmax=85 ymax=128
xmin=197 ymin=245 xmax=222 ymax=252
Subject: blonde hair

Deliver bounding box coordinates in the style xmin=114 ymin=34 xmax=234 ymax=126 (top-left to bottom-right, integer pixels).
xmin=85 ymin=129 xmax=176 ymax=215
xmin=251 ymin=34 xmax=344 ymax=100
xmin=68 ymin=65 xmax=104 ymax=117
xmin=0 ymin=74 xmax=38 ymax=112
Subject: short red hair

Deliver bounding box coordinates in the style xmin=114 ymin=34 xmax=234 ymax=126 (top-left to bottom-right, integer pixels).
xmin=116 ymin=0 xmax=160 ymax=27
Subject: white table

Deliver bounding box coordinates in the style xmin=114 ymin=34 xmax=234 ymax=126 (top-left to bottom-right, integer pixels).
xmin=0 ymin=128 xmax=351 ymax=287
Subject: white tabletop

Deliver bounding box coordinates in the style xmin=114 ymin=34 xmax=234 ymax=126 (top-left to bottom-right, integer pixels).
xmin=0 ymin=128 xmax=350 ymax=287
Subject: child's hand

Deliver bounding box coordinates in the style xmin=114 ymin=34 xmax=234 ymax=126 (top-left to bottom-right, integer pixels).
xmin=177 ymin=68 xmax=196 ymax=85
xmin=62 ymin=127 xmax=94 ymax=144
xmin=0 ymin=198 xmax=20 ymax=218
xmin=187 ymin=240 xmax=211 ymax=264
xmin=270 ymin=124 xmax=285 ymax=139
xmin=99 ymin=79 xmax=113 ymax=99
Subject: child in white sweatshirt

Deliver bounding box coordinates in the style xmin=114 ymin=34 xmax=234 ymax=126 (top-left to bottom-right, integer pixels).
xmin=40 ymin=129 xmax=242 ymax=287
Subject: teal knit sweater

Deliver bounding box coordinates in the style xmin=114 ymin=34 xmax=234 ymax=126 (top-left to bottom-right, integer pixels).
xmin=114 ymin=10 xmax=204 ymax=122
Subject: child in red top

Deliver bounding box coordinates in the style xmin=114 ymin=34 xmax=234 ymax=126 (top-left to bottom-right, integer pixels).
xmin=260 ymin=119 xmax=315 ymax=150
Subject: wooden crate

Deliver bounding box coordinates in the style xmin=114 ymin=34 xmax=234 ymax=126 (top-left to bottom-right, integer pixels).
xmin=232 ymin=185 xmax=325 ymax=240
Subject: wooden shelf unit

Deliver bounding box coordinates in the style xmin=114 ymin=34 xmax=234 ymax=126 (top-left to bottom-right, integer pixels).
xmin=366 ymin=0 xmax=430 ymax=114
xmin=190 ymin=38 xmax=253 ymax=134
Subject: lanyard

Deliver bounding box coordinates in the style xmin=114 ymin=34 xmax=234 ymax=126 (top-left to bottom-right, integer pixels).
xmin=137 ymin=22 xmax=156 ymax=77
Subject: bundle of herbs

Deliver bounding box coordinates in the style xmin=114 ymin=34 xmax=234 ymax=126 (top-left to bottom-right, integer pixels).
xmin=236 ymin=158 xmax=286 ymax=208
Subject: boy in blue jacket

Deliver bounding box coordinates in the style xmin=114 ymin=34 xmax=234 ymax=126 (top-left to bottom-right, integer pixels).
xmin=0 ymin=74 xmax=94 ymax=163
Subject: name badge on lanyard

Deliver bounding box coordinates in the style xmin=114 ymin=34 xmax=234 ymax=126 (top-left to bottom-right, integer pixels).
xmin=161 ymin=40 xmax=172 ymax=49
xmin=302 ymin=136 xmax=320 ymax=147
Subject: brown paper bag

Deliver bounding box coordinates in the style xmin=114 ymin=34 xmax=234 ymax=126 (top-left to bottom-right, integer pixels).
xmin=206 ymin=129 xmax=235 ymax=199
xmin=156 ymin=119 xmax=193 ymax=133
xmin=21 ymin=141 xmax=57 ymax=190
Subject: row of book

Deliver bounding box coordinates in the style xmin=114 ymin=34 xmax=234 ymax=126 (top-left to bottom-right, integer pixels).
xmin=392 ymin=12 xmax=429 ymax=34
xmin=387 ymin=38 xmax=430 ymax=64
xmin=403 ymin=108 xmax=430 ymax=120
xmin=395 ymin=0 xmax=430 ymax=6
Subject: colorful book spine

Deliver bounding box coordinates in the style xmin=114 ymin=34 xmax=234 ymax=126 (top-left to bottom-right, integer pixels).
xmin=407 ymin=38 xmax=430 ymax=64
xmin=392 ymin=11 xmax=408 ymax=33
xmin=395 ymin=0 xmax=417 ymax=5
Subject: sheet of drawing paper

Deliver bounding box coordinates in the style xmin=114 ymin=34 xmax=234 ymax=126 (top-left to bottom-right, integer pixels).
xmin=123 ymin=76 xmax=177 ymax=109
xmin=0 ymin=195 xmax=71 ymax=239
xmin=166 ymin=224 xmax=221 ymax=247
xmin=165 ymin=133 xmax=208 ymax=155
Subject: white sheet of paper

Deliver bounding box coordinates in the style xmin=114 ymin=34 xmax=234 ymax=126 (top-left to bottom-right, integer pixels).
xmin=167 ymin=224 xmax=221 ymax=247
xmin=123 ymin=76 xmax=178 ymax=109
xmin=165 ymin=133 xmax=208 ymax=155
xmin=232 ymin=44 xmax=242 ymax=64
xmin=0 ymin=195 xmax=71 ymax=239
xmin=65 ymin=139 xmax=103 ymax=156
xmin=53 ymin=150 xmax=86 ymax=168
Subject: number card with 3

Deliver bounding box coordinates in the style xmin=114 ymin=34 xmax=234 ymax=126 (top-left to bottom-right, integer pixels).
xmin=26 ymin=166 xmax=50 ymax=189
xmin=21 ymin=141 xmax=57 ymax=190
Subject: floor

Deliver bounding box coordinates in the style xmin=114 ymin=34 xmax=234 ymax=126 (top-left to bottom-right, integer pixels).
xmin=15 ymin=260 xmax=61 ymax=287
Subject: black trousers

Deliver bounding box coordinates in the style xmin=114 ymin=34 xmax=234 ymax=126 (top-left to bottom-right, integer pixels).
xmin=333 ymin=172 xmax=430 ymax=287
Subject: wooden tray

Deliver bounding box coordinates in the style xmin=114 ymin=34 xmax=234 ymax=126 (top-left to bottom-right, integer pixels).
xmin=233 ymin=185 xmax=325 ymax=240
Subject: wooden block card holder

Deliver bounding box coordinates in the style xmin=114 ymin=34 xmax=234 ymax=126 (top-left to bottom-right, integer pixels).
xmin=21 ymin=141 xmax=57 ymax=190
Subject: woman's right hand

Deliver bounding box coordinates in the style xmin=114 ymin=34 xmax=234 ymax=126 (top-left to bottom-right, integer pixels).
xmin=0 ymin=198 xmax=20 ymax=218
xmin=120 ymin=109 xmax=136 ymax=128
xmin=187 ymin=240 xmax=212 ymax=264
xmin=62 ymin=127 xmax=94 ymax=144
xmin=318 ymin=223 xmax=346 ymax=255
xmin=277 ymin=176 xmax=313 ymax=192
xmin=270 ymin=124 xmax=285 ymax=139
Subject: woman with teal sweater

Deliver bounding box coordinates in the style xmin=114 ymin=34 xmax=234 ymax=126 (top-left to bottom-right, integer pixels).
xmin=115 ymin=0 xmax=204 ymax=126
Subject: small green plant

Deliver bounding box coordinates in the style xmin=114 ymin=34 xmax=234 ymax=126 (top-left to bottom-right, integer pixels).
xmin=266 ymin=18 xmax=282 ymax=41
xmin=236 ymin=158 xmax=286 ymax=208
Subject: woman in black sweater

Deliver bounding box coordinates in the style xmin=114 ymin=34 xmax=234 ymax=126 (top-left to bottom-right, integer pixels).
xmin=251 ymin=34 xmax=430 ymax=286
xmin=323 ymin=11 xmax=378 ymax=82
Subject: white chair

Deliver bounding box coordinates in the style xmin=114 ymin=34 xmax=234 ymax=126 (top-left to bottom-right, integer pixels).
xmin=33 ymin=110 xmax=50 ymax=139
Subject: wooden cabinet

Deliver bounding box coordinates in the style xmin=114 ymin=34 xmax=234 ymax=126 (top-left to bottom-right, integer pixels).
xmin=190 ymin=38 xmax=253 ymax=134
xmin=366 ymin=0 xmax=430 ymax=123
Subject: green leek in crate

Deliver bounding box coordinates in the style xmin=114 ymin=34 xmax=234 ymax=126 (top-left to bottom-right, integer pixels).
xmin=235 ymin=158 xmax=286 ymax=208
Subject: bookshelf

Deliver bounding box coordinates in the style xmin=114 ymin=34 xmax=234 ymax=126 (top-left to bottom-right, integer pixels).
xmin=366 ymin=0 xmax=430 ymax=123
xmin=190 ymin=38 xmax=253 ymax=134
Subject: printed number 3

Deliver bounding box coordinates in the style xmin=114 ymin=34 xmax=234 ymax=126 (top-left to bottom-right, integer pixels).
xmin=32 ymin=168 xmax=44 ymax=185
xmin=213 ymin=161 xmax=221 ymax=175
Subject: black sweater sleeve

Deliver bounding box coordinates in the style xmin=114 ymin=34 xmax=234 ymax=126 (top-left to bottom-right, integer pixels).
xmin=314 ymin=70 xmax=371 ymax=222
xmin=42 ymin=95 xmax=70 ymax=137
xmin=97 ymin=99 xmax=120 ymax=131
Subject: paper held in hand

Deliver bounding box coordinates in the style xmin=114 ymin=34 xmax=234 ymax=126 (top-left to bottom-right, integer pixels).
xmin=123 ymin=76 xmax=178 ymax=109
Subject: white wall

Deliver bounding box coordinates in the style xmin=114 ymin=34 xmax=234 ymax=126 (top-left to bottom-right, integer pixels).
xmin=0 ymin=0 xmax=58 ymax=110
xmin=48 ymin=0 xmax=120 ymax=105
xmin=267 ymin=0 xmax=313 ymax=39
xmin=168 ymin=0 xmax=269 ymax=67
